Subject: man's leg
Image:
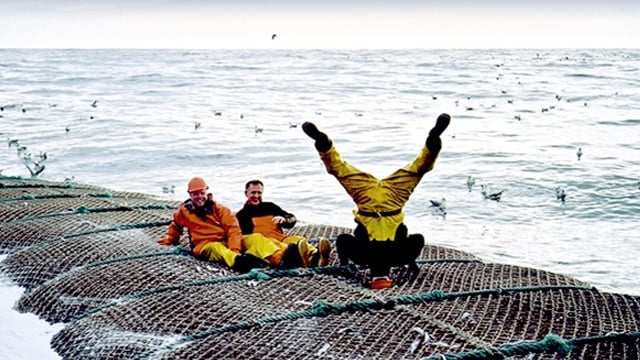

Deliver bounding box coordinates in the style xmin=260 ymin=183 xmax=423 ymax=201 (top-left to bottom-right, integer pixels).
xmin=282 ymin=235 xmax=321 ymax=267
xmin=242 ymin=233 xmax=289 ymax=266
xmin=393 ymin=234 xmax=424 ymax=266
xmin=199 ymin=241 xmax=240 ymax=268
xmin=303 ymin=122 xmax=379 ymax=203
xmin=381 ymin=113 xmax=451 ymax=203
xmin=336 ymin=232 xmax=369 ymax=266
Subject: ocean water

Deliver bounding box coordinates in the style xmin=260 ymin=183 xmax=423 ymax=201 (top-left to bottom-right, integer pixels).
xmin=1 ymin=48 xmax=639 ymax=359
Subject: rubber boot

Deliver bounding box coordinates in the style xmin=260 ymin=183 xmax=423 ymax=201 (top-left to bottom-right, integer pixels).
xmin=426 ymin=113 xmax=451 ymax=154
xmin=302 ymin=122 xmax=332 ymax=152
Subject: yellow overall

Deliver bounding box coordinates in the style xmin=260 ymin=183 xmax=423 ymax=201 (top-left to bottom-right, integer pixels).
xmin=319 ymin=144 xmax=439 ymax=241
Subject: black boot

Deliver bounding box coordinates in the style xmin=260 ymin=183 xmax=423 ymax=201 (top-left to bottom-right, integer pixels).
xmin=233 ymin=254 xmax=268 ymax=273
xmin=426 ymin=113 xmax=451 ymax=154
xmin=279 ymin=243 xmax=304 ymax=269
xmin=302 ymin=122 xmax=332 ymax=152
xmin=335 ymin=233 xmax=352 ymax=266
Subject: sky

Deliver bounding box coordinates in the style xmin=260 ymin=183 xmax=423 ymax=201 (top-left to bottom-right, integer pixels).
xmin=1 ymin=0 xmax=639 ymax=49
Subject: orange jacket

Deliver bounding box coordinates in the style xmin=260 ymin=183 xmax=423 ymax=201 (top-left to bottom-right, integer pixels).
xmin=158 ymin=197 xmax=242 ymax=257
xmin=236 ymin=201 xmax=296 ymax=241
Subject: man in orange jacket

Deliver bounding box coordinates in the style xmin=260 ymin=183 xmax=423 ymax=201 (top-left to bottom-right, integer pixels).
xmin=158 ymin=177 xmax=304 ymax=272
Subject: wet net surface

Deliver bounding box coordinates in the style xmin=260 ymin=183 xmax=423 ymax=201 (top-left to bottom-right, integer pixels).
xmin=1 ymin=176 xmax=639 ymax=359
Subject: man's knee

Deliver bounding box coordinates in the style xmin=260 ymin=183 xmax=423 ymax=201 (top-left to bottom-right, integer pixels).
xmin=336 ymin=233 xmax=354 ymax=265
xmin=389 ymin=233 xmax=424 ymax=266
xmin=408 ymin=233 xmax=425 ymax=249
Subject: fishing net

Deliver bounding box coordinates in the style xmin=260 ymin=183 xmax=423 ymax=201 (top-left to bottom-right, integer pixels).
xmin=1 ymin=176 xmax=639 ymax=359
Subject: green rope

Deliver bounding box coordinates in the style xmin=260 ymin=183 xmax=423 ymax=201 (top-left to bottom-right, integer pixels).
xmin=0 ymin=193 xmax=76 ymax=202
xmin=420 ymin=331 xmax=640 ymax=359
xmin=89 ymin=192 xmax=112 ymax=198
xmin=571 ymin=330 xmax=640 ymax=346
xmin=3 ymin=204 xmax=175 ymax=224
xmin=77 ymin=263 xmax=358 ymax=324
xmin=0 ymin=181 xmax=93 ymax=190
xmin=82 ymin=248 xmax=189 ymax=269
xmin=76 ymin=206 xmax=90 ymax=214
xmin=17 ymin=220 xmax=172 ymax=252
xmin=66 ymin=220 xmax=172 ymax=237
xmin=417 ymin=259 xmax=480 ymax=265
xmin=0 ymin=192 xmax=170 ymax=203
xmin=48 ymin=248 xmax=190 ymax=301
xmin=139 ymin=283 xmax=593 ymax=357
xmin=75 ymin=205 xmax=172 ymax=214
xmin=128 ymin=265 xmax=355 ymax=301
xmin=139 ymin=282 xmax=601 ymax=360
xmin=151 ymin=322 xmax=640 ymax=360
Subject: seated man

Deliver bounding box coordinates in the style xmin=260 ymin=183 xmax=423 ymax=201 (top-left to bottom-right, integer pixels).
xmin=302 ymin=113 xmax=450 ymax=289
xmin=236 ymin=179 xmax=332 ymax=267
xmin=158 ymin=176 xmax=303 ymax=272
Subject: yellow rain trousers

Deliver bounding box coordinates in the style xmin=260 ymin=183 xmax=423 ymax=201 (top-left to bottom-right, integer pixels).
xmin=199 ymin=233 xmax=288 ymax=267
xmin=319 ymin=144 xmax=439 ymax=241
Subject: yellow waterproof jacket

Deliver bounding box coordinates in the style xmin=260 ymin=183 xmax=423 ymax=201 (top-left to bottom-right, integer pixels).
xmin=159 ymin=197 xmax=243 ymax=257
xmin=320 ymin=144 xmax=438 ymax=241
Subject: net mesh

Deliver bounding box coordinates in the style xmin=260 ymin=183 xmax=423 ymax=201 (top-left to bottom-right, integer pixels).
xmin=1 ymin=176 xmax=639 ymax=359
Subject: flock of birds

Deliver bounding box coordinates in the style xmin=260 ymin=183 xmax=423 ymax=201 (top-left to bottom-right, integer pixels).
xmin=428 ymin=176 xmax=505 ymax=219
xmin=429 ymin=167 xmax=579 ymax=219
xmin=2 ymin=96 xmax=309 ymax=182
xmin=1 ymin=99 xmax=103 ymax=178
xmin=0 ymin=52 xmax=630 ymax=203
xmin=193 ymin=111 xmax=300 ymax=136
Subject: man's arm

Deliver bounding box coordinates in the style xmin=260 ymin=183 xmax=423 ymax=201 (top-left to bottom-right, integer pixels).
xmin=270 ymin=202 xmax=297 ymax=229
xmin=218 ymin=204 xmax=243 ymax=253
xmin=158 ymin=207 xmax=184 ymax=245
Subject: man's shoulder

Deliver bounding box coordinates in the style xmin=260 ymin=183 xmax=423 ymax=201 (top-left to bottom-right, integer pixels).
xmin=238 ymin=202 xmax=282 ymax=215
xmin=261 ymin=201 xmax=279 ymax=208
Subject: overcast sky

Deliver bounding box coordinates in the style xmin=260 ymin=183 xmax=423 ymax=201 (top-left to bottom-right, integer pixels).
xmin=1 ymin=0 xmax=639 ymax=49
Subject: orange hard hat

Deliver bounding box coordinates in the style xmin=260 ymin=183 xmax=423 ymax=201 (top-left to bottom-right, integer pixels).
xmin=187 ymin=177 xmax=208 ymax=193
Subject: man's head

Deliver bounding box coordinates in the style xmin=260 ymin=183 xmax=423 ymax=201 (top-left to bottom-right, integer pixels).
xmin=187 ymin=177 xmax=209 ymax=207
xmin=244 ymin=179 xmax=264 ymax=206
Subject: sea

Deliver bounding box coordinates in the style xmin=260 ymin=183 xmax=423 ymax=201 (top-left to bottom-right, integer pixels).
xmin=1 ymin=48 xmax=639 ymax=359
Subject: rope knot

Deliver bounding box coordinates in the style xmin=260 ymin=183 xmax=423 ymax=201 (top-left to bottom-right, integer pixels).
xmin=76 ymin=206 xmax=90 ymax=214
xmin=542 ymin=334 xmax=573 ymax=355
xmin=248 ymin=269 xmax=271 ymax=281
xmin=429 ymin=289 xmax=446 ymax=301
xmin=312 ymin=301 xmax=341 ymax=317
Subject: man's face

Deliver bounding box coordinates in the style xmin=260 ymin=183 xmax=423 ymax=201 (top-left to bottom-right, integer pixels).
xmin=189 ymin=189 xmax=207 ymax=207
xmin=245 ymin=184 xmax=263 ymax=206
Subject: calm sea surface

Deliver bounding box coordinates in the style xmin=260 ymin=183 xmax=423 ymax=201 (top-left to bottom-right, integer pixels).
xmin=1 ymin=48 xmax=639 ymax=359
